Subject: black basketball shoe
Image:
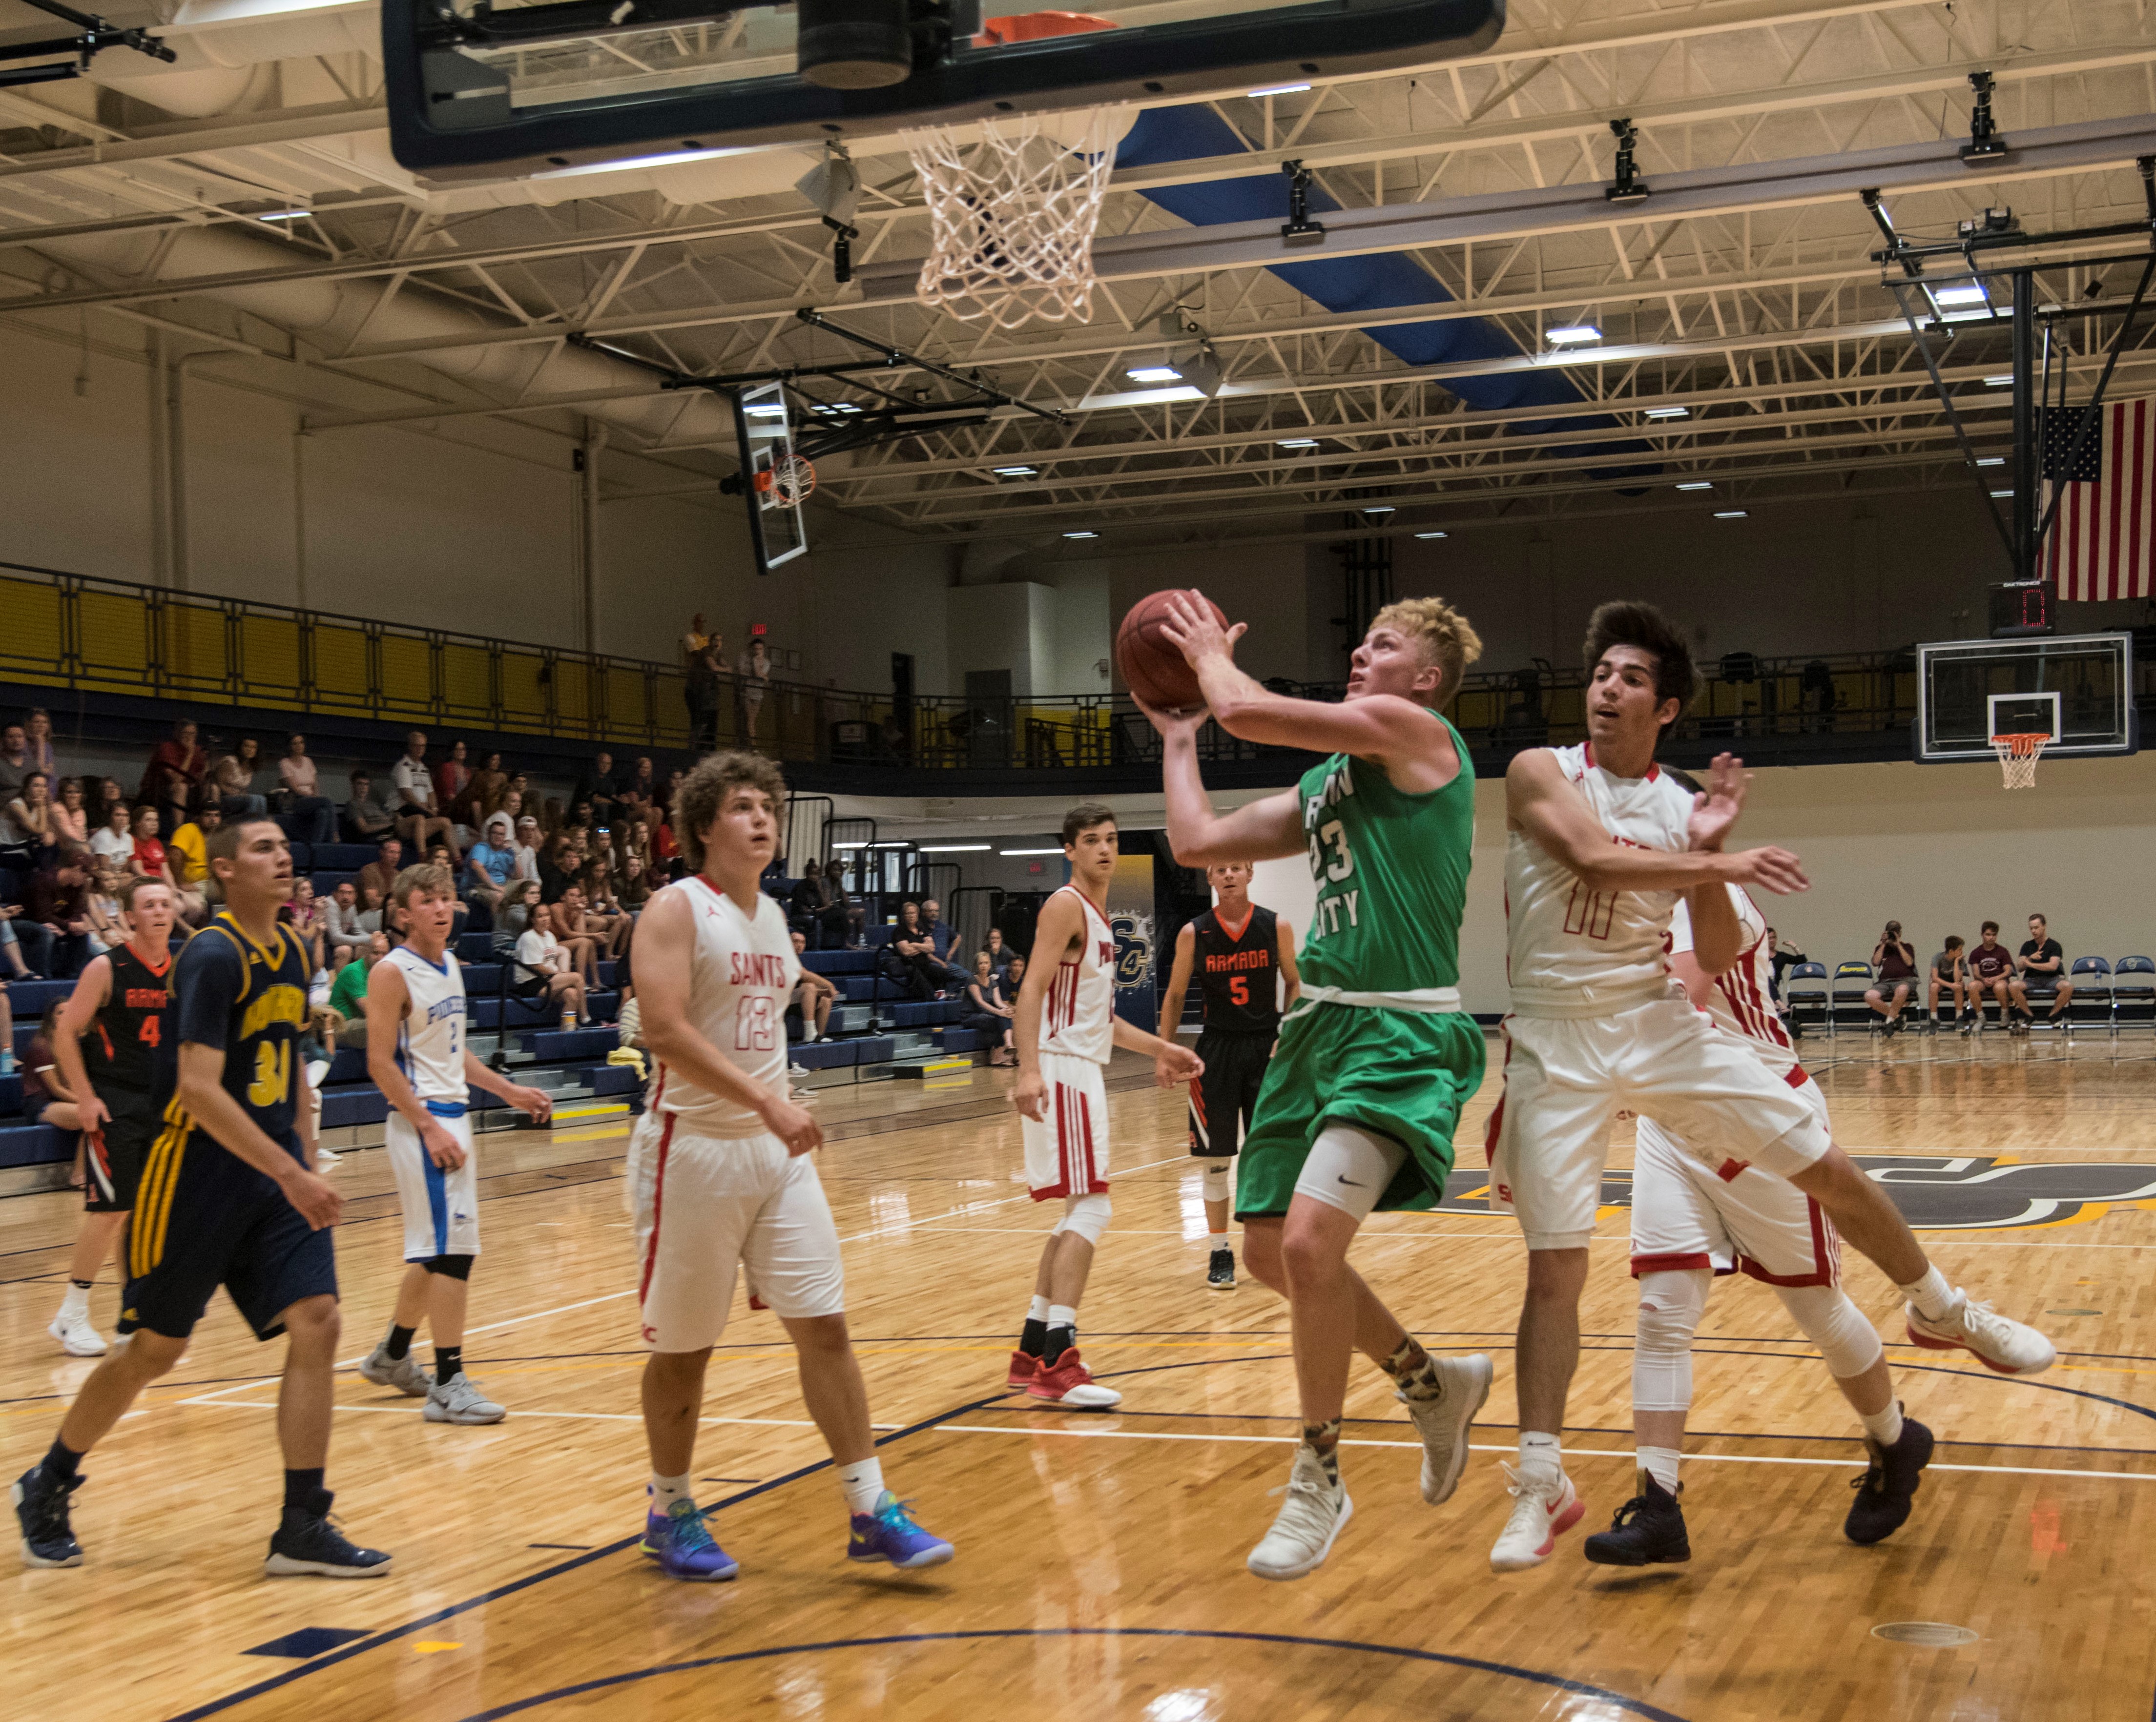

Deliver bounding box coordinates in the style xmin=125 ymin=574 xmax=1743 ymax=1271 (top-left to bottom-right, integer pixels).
xmin=1583 ymin=1473 xmax=1690 ymax=1566
xmin=14 ymin=1464 xmax=84 ymax=1569
xmin=1207 ymin=1247 xmax=1236 ymax=1290
xmin=1845 ymin=1413 xmax=1933 ymax=1545
xmin=265 ymin=1492 xmax=394 ymax=1579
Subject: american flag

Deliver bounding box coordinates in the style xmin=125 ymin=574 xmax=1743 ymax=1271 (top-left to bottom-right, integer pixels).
xmin=2040 ymin=395 xmax=2154 ymax=601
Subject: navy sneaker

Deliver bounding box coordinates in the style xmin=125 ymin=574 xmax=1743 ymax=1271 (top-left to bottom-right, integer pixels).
xmin=264 ymin=1494 xmax=394 ymax=1578
xmin=641 ymin=1496 xmax=739 ymax=1581
xmin=1845 ymin=1414 xmax=1934 ymax=1545
xmin=14 ymin=1464 xmax=83 ymax=1569
xmin=847 ymin=1491 xmax=954 ymax=1570
xmin=1583 ymin=1473 xmax=1690 ymax=1566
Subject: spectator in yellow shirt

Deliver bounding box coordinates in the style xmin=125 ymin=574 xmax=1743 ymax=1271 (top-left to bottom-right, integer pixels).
xmin=166 ymin=802 xmax=222 ymax=888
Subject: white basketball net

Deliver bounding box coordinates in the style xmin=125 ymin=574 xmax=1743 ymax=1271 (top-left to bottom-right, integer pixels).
xmin=1990 ymin=732 xmax=2050 ymax=790
xmin=904 ymin=110 xmax=1119 ymax=329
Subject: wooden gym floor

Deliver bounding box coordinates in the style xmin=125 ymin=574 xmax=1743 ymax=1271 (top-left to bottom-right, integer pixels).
xmin=6 ymin=1035 xmax=2155 ymax=1722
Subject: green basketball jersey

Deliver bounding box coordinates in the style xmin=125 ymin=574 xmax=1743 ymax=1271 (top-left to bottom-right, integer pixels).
xmin=1294 ymin=715 xmax=1475 ymax=997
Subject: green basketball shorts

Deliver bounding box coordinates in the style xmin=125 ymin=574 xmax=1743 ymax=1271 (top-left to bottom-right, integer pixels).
xmin=1233 ymin=1001 xmax=1487 ymax=1219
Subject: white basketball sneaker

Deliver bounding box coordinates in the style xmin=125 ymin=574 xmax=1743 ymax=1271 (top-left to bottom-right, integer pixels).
xmin=1399 ymin=1352 xmax=1493 ymax=1506
xmin=48 ymin=1307 xmax=107 ymax=1358
xmin=424 ymin=1372 xmax=507 ymax=1425
xmin=1906 ymin=1292 xmax=2056 ymax=1375
xmin=357 ymin=1342 xmax=433 ymax=1398
xmin=1489 ymin=1463 xmax=1584 ymax=1573
xmin=1246 ymin=1444 xmax=1353 ymax=1581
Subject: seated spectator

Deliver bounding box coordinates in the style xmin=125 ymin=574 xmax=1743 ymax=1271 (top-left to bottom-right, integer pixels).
xmin=343 ymin=769 xmax=396 ymax=844
xmin=2014 ymin=912 xmax=2073 ymax=1031
xmin=539 ymin=832 xmax=581 ymax=904
xmin=576 ymin=751 xmax=620 ymax=828
xmin=434 ymin=739 xmax=473 ymax=835
xmin=325 ymin=930 xmax=386 ymax=1048
xmin=50 ymin=776 xmax=88 ymax=847
xmin=275 ymin=733 xmax=337 ymax=846
xmin=580 ymin=859 xmax=634 ymax=958
xmin=355 ymin=884 xmax=386 ymax=937
xmin=787 ymin=929 xmax=838 ymax=1045
xmin=963 ymin=949 xmax=1016 ymax=1066
xmin=324 ymin=879 xmax=368 ymax=961
xmin=21 ymin=1003 xmax=85 ymax=1135
xmin=463 ymin=750 xmax=507 ymax=824
xmin=84 ymin=861 xmax=124 ymax=954
xmin=917 ymin=897 xmax=971 ymax=989
xmin=514 ymin=902 xmax=587 ymax=1025
xmin=358 ymin=837 xmax=403 ymax=903
xmin=466 ymin=813 xmax=518 ymax=909
xmin=617 ymin=757 xmax=658 ymax=818
xmin=789 ymin=859 xmax=848 ymax=950
xmin=92 ymin=775 xmax=125 ymax=831
xmin=286 ymin=876 xmax=326 ymax=974
xmin=1930 ymin=936 xmax=1970 ymax=1031
xmin=140 ymin=718 xmax=207 ymax=833
xmin=1965 ymin=921 xmax=2016 ymax=1028
xmin=982 ymin=926 xmax=1011 ymax=977
xmin=88 ymin=800 xmax=134 ymax=871
xmin=23 ymin=707 xmax=56 ymax=778
xmin=0 ymin=902 xmax=36 ymax=980
xmin=6 ymin=771 xmax=58 ymax=866
xmin=0 ymin=721 xmax=27 ymax=821
xmin=553 ymin=884 xmax=604 ymax=984
xmin=166 ymin=801 xmax=221 ymax=892
xmin=1763 ymin=927 xmax=1805 ymax=1005
xmin=653 ymin=808 xmax=680 ymax=874
xmin=25 ymin=845 xmax=95 ymax=979
xmin=511 ymin=815 xmax=543 ymax=882
xmin=129 ymin=806 xmax=177 ymax=891
xmin=1865 ymin=919 xmax=1917 ymax=1035
xmin=391 ymin=730 xmax=459 ymax=857
xmin=494 ymin=879 xmax=538 ymax=957
xmin=209 ymin=736 xmax=268 ymax=817
xmin=877 ymin=900 xmax=950 ymax=1001
xmin=619 ymin=851 xmax=653 ymax=912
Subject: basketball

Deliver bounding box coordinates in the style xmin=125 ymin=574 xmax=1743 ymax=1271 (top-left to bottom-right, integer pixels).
xmin=1116 ymin=589 xmax=1228 ymax=712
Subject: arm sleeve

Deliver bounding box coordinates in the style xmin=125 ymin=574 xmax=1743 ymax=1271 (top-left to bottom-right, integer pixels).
xmin=175 ymin=934 xmax=247 ymax=1051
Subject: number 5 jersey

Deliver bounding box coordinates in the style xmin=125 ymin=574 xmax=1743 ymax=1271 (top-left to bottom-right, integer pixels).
xmin=648 ymin=874 xmax=800 ymax=1138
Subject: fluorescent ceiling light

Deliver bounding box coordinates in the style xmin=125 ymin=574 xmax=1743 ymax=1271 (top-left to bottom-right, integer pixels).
xmin=1064 ymin=530 xmax=1099 ymax=539
xmin=1361 ymin=504 xmax=1397 ymax=513
xmin=1277 ymin=438 xmax=1320 ymax=449
xmin=256 ymin=208 xmax=311 ymax=221
xmin=1644 ymin=406 xmax=1689 ymax=420
xmin=831 ymin=841 xmax=866 ymax=850
xmin=1545 ymin=324 xmax=1601 ymax=345
xmin=1415 ymin=531 xmax=1450 ymax=539
xmin=1984 ymin=375 xmax=2014 ymax=387
xmin=870 ymin=840 xmax=911 ymax=848
xmin=1940 ymin=308 xmax=1994 ymax=323
xmin=918 ymin=843 xmax=991 ymax=853
xmin=993 ymin=466 xmax=1037 ymax=476
xmin=1675 ymin=481 xmax=1714 ymax=491
xmin=1933 ymin=284 xmax=1989 ymax=306
xmin=1713 ymin=510 xmax=1749 ymax=519
xmin=1248 ymin=82 xmax=1312 ymax=97
xmin=1000 ymin=847 xmax=1064 ymax=856
xmin=1990 ymin=489 xmax=2013 ymax=497
xmin=1127 ymin=365 xmax=1183 ymax=383
xmin=1975 ymin=457 xmax=2005 ymax=467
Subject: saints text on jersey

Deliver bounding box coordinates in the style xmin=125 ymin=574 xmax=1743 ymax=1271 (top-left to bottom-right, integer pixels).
xmin=1302 ymin=758 xmax=1362 ymax=942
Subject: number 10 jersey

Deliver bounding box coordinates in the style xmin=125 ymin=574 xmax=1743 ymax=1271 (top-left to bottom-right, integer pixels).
xmin=648 ymin=874 xmax=800 ymax=1139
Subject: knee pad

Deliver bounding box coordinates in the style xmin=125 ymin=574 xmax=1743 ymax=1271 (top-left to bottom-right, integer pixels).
xmin=1775 ymin=1284 xmax=1884 ymax=1380
xmin=1052 ymin=1192 xmax=1112 ymax=1246
xmin=423 ymin=1253 xmax=474 ymax=1281
xmin=1292 ymin=1125 xmax=1409 ymax=1223
xmin=1633 ymin=1268 xmax=1708 ymax=1413
xmin=1200 ymin=1161 xmax=1232 ymax=1203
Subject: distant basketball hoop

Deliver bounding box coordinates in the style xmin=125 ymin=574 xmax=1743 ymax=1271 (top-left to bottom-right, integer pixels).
xmin=1990 ymin=732 xmax=2050 ymax=790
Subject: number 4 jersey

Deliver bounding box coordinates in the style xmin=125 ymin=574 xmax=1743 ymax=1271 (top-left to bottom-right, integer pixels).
xmin=649 ymin=874 xmax=799 ymax=1138
xmin=1503 ymin=741 xmax=1695 ymax=1018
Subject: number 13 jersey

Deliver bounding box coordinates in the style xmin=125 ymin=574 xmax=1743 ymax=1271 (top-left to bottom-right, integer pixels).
xmin=650 ymin=875 xmax=800 ymax=1139
xmin=1503 ymin=741 xmax=1694 ymax=1019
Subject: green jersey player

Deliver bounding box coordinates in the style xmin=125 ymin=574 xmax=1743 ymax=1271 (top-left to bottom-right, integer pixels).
xmin=1140 ymin=593 xmax=1493 ymax=1583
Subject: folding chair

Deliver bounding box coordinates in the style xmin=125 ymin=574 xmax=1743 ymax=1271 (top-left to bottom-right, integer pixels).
xmin=2065 ymin=957 xmax=2113 ymax=1044
xmin=1829 ymin=961 xmax=1876 ymax=1039
xmin=2111 ymin=957 xmax=2156 ymax=1051
xmin=1783 ymin=962 xmax=1830 ymax=1038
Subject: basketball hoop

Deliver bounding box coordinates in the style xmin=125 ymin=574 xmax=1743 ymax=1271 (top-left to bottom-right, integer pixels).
xmin=754 ymin=453 xmax=816 ymax=508
xmin=1990 ymin=732 xmax=2050 ymax=789
xmin=904 ymin=107 xmax=1120 ymax=329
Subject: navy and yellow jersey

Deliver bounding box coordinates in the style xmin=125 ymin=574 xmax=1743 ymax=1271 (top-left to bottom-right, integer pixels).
xmin=148 ymin=912 xmax=311 ymax=1160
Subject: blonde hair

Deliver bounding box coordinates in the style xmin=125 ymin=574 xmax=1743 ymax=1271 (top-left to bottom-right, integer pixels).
xmin=391 ymin=861 xmax=456 ymax=908
xmin=1369 ymin=596 xmax=1483 ymax=704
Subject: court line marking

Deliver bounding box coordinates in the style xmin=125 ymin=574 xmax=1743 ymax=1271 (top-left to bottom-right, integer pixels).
xmin=176 ymin=1400 xmax=903 ymax=1429
xmin=440 ymin=1628 xmax=1692 ymax=1722
xmin=929 ymin=1422 xmax=2156 ymax=1481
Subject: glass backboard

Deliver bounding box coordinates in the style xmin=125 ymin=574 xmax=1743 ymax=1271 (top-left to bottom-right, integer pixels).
xmin=1915 ymin=632 xmax=2136 ymax=762
xmin=385 ymin=0 xmax=1505 ymax=182
xmin=733 ymin=381 xmax=809 ymax=573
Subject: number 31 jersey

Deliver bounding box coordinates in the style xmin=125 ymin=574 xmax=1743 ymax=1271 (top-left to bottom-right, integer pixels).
xmin=1503 ymin=742 xmax=1694 ymax=1020
xmin=649 ymin=875 xmax=799 ymax=1139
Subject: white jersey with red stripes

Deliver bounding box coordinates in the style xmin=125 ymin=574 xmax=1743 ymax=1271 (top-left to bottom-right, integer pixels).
xmin=1039 ymin=884 xmax=1117 ymax=1065
xmin=1503 ymin=742 xmax=1696 ymax=1019
xmin=1669 ymin=887 xmax=1798 ymax=1080
xmin=649 ymin=873 xmax=800 ymax=1138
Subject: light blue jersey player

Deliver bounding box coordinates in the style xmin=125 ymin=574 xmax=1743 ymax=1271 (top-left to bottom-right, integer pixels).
xmin=358 ymin=864 xmax=552 ymax=1424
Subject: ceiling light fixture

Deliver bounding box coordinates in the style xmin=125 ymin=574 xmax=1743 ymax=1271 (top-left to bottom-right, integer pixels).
xmin=1975 ymin=456 xmax=2005 ymax=466
xmin=1127 ymin=364 xmax=1182 ymax=383
xmin=1644 ymin=406 xmax=1689 ymax=420
xmin=917 ymin=844 xmax=991 ymax=853
xmin=1248 ymin=82 xmax=1312 ymax=97
xmin=1933 ymin=283 xmax=1989 ymax=306
xmin=994 ymin=465 xmax=1037 ymax=477
xmin=1000 ymin=847 xmax=1065 ymax=856
xmin=1415 ymin=531 xmax=1450 ymax=539
xmin=1064 ymin=530 xmax=1099 ymax=539
xmin=1675 ymin=481 xmax=1714 ymax=491
xmin=1984 ymin=374 xmax=2014 ymax=387
xmin=1361 ymin=504 xmax=1396 ymax=514
xmin=1545 ymin=324 xmax=1602 ymax=346
xmin=1713 ymin=510 xmax=1749 ymax=519
xmin=1277 ymin=438 xmax=1319 ymax=449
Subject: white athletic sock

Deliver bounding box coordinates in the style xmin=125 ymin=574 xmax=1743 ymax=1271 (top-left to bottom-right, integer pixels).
xmin=650 ymin=1472 xmax=693 ymax=1512
xmin=837 ymin=1456 xmax=885 ymax=1516
xmin=1208 ymin=1230 xmax=1228 ymax=1248
xmin=1027 ymin=1294 xmax=1052 ymax=1325
xmin=1861 ymin=1401 xmax=1906 ymax=1448
xmin=1638 ymin=1445 xmax=1682 ymax=1494
xmin=59 ymin=1283 xmax=90 ymax=1319
xmin=1899 ymin=1268 xmax=1959 ymax=1324
xmin=1047 ymin=1304 xmax=1077 ymax=1335
xmin=1517 ymin=1431 xmax=1564 ymax=1486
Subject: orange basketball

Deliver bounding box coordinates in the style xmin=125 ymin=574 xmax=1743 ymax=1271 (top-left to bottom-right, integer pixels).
xmin=1116 ymin=589 xmax=1227 ymax=712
